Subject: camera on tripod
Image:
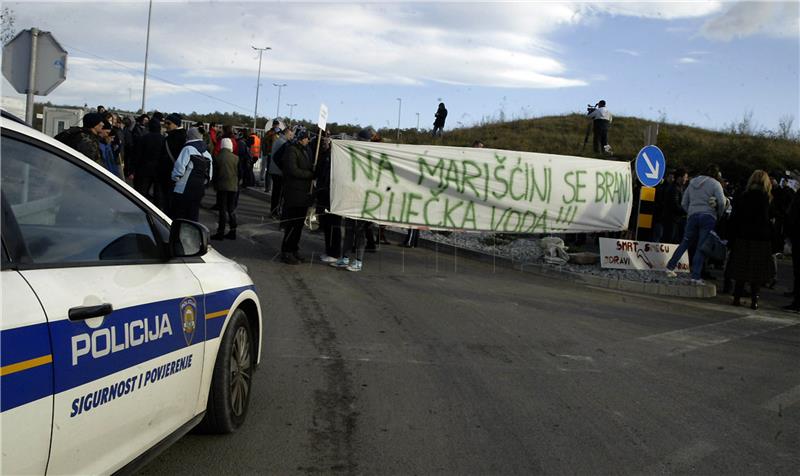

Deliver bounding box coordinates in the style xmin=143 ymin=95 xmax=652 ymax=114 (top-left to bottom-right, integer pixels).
xmin=586 ymin=103 xmax=599 ymax=114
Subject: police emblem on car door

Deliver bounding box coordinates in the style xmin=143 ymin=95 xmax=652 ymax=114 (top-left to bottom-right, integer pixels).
xmin=180 ymin=297 xmax=197 ymax=346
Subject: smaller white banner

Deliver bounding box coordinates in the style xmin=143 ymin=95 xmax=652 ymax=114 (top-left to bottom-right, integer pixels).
xmin=318 ymin=103 xmax=328 ymax=131
xmin=599 ymin=238 xmax=689 ymax=272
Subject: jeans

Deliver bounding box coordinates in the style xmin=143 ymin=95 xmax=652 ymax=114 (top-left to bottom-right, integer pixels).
xmin=667 ymin=213 xmax=716 ymax=279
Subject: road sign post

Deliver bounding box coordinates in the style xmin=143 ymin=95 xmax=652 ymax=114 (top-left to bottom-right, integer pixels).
xmin=2 ymin=28 xmax=68 ymax=125
xmin=635 ymin=145 xmax=666 ymax=241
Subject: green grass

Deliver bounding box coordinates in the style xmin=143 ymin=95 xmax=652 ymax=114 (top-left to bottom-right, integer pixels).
xmin=369 ymin=114 xmax=800 ymax=184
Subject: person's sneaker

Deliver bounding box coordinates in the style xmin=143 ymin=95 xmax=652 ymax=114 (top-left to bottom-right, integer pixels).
xmin=346 ymin=260 xmax=362 ymax=272
xmin=319 ymin=254 xmax=338 ymax=263
xmin=292 ymin=252 xmax=305 ymax=263
xmin=210 ymin=232 xmax=225 ymax=241
xmin=330 ymin=257 xmax=350 ymax=268
xmin=664 ymin=269 xmax=677 ymax=278
xmin=281 ymin=252 xmax=299 ymax=265
xmin=225 ymin=230 xmax=236 ymax=240
xmin=690 ymin=279 xmax=706 ymax=285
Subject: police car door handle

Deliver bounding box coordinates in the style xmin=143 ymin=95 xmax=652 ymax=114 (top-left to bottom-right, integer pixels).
xmin=68 ymin=303 xmax=113 ymax=321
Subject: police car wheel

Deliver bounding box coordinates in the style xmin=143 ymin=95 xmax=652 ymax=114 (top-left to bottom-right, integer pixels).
xmin=197 ymin=309 xmax=253 ymax=433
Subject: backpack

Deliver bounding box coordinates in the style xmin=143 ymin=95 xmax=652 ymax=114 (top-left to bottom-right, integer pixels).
xmin=54 ymin=127 xmax=85 ymax=150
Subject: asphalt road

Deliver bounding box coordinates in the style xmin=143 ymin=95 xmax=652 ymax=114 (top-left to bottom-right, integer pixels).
xmin=141 ymin=188 xmax=800 ymax=475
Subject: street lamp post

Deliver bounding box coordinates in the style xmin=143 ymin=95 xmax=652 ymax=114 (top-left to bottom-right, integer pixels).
xmin=396 ymin=98 xmax=402 ymax=143
xmin=273 ymin=83 xmax=287 ymax=120
xmin=287 ymin=103 xmax=297 ymax=121
xmin=416 ymin=112 xmax=420 ymax=131
xmin=252 ymin=45 xmax=271 ymax=130
xmin=140 ymin=0 xmax=153 ymax=113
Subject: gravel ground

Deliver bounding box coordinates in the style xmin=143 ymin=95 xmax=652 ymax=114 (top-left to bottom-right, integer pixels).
xmin=415 ymin=230 xmax=697 ymax=285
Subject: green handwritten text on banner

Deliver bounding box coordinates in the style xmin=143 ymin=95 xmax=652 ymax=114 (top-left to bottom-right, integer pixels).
xmin=330 ymin=141 xmax=633 ymax=233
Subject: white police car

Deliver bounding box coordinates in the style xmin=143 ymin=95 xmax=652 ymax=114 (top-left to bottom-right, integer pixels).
xmin=0 ymin=111 xmax=263 ymax=474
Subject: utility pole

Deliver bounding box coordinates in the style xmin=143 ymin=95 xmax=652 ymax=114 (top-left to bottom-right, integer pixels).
xmin=273 ymin=83 xmax=287 ymax=120
xmin=141 ymin=0 xmax=152 ymax=113
xmin=251 ymin=45 xmax=271 ymax=130
xmin=396 ymin=97 xmax=402 ymax=143
xmin=287 ymin=103 xmax=297 ymax=121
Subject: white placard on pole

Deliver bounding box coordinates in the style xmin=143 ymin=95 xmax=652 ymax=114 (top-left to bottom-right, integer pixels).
xmin=317 ymin=103 xmax=328 ymax=131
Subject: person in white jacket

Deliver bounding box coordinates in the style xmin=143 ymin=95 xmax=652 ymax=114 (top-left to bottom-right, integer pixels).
xmin=171 ymin=127 xmax=213 ymax=221
xmin=588 ymin=100 xmax=612 ymax=153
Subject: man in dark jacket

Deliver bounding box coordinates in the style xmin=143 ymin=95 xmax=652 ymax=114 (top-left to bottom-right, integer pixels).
xmin=280 ymin=128 xmax=314 ymax=264
xmin=132 ymin=120 xmax=165 ymax=206
xmin=432 ymin=102 xmax=447 ymax=137
xmin=160 ymin=113 xmax=186 ymax=214
xmin=55 ymin=112 xmax=105 ymax=164
xmin=211 ymin=138 xmax=239 ymax=240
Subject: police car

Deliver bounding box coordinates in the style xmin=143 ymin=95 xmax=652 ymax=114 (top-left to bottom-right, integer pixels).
xmin=0 ymin=111 xmax=263 ymax=474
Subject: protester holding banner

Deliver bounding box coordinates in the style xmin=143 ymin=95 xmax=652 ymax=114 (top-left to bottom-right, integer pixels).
xmin=280 ymin=127 xmax=314 ymax=265
xmin=726 ymin=170 xmax=774 ymax=309
xmin=665 ymin=164 xmax=727 ymax=284
xmin=315 ymin=134 xmax=341 ymax=263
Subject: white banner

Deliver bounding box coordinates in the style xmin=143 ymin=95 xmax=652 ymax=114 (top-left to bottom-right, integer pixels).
xmin=599 ymin=238 xmax=689 ymax=271
xmin=330 ymin=141 xmax=633 ymax=233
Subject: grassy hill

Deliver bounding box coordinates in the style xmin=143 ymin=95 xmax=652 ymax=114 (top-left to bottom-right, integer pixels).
xmin=377 ymin=114 xmax=800 ymax=185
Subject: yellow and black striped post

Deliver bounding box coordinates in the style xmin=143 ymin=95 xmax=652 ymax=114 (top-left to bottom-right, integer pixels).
xmin=636 ymin=186 xmax=656 ymax=241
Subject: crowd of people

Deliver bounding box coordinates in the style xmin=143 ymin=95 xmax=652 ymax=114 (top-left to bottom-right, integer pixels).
xmin=56 ymin=107 xmax=265 ymax=240
xmin=55 ymin=104 xmax=800 ymax=310
xmin=651 ymin=164 xmax=800 ymax=311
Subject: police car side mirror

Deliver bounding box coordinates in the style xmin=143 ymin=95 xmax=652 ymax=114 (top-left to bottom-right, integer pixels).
xmin=169 ymin=219 xmax=209 ymax=258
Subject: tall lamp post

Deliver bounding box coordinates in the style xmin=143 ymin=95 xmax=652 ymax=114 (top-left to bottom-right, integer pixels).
xmin=396 ymin=97 xmax=402 ymax=143
xmin=287 ymin=103 xmax=297 ymax=122
xmin=140 ymin=0 xmax=153 ymax=113
xmin=251 ymin=45 xmax=271 ymax=130
xmin=273 ymin=83 xmax=287 ymax=120
xmin=416 ymin=112 xmax=420 ymax=131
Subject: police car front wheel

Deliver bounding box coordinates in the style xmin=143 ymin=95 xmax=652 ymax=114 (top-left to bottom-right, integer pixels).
xmin=197 ymin=308 xmax=253 ymax=433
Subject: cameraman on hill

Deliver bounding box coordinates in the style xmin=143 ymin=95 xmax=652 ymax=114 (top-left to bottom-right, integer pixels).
xmin=587 ymin=100 xmax=612 ymax=154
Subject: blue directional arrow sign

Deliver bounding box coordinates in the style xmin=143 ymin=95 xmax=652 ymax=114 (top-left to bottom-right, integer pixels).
xmin=635 ymin=145 xmax=666 ymax=187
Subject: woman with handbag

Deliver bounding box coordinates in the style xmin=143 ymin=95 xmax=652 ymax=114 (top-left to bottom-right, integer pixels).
xmin=727 ymin=170 xmax=774 ymax=309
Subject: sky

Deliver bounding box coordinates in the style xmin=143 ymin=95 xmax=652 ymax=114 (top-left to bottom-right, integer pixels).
xmin=2 ymin=1 xmax=798 ymax=134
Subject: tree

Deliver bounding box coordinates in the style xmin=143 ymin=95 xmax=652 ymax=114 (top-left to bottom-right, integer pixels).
xmin=1 ymin=7 xmax=16 ymax=45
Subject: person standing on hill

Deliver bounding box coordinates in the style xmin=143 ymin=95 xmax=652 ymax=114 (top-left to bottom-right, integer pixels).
xmin=587 ymin=100 xmax=612 ymax=153
xmin=432 ymin=102 xmax=448 ymax=137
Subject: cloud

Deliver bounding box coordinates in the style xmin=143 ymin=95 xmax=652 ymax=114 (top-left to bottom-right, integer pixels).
xmin=614 ymin=49 xmax=641 ymax=57
xmin=8 ymin=2 xmax=590 ymax=91
xmin=701 ymin=1 xmax=800 ymax=41
xmin=581 ymin=2 xmax=724 ymax=20
xmin=677 ymin=57 xmax=700 ymax=64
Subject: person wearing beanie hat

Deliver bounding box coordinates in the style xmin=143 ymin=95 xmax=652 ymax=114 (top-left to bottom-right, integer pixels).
xmin=211 ymin=137 xmax=240 ymax=240
xmin=159 ymin=113 xmax=187 ymax=213
xmin=267 ymin=126 xmax=294 ymax=218
xmin=164 ymin=113 xmax=183 ymax=129
xmin=170 ymin=127 xmax=213 ymax=221
xmin=279 ymin=130 xmax=314 ymax=264
xmin=54 ymin=113 xmax=104 ymax=164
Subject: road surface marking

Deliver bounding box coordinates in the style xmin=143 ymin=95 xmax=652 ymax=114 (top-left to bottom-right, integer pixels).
xmin=640 ymin=314 xmax=798 ymax=355
xmin=762 ymin=384 xmax=800 ymax=412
